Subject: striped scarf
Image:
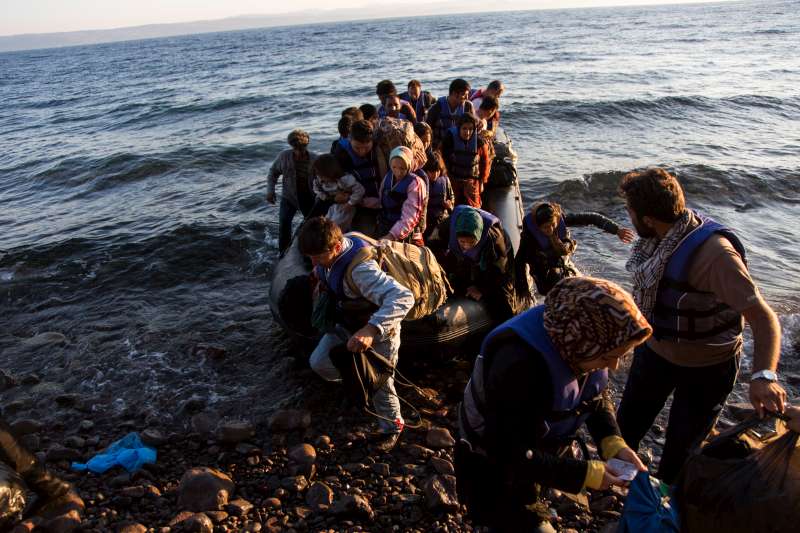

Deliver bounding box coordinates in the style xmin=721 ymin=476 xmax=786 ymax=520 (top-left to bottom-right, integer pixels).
xmin=625 ymin=210 xmax=694 ymax=321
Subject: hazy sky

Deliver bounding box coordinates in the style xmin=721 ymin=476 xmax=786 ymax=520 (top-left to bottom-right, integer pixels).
xmin=3 ymin=0 xmax=732 ymax=36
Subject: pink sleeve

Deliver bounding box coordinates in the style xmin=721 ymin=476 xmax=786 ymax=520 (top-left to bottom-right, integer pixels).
xmin=390 ymin=176 xmax=427 ymax=240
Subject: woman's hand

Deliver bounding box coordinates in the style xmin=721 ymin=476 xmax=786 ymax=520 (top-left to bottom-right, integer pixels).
xmin=614 ymin=446 xmax=648 ymax=472
xmin=599 ymin=468 xmax=627 ymax=490
xmin=618 ymin=227 xmax=635 ymax=243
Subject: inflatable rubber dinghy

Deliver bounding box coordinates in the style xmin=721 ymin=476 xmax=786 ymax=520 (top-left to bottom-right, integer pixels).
xmin=269 ymin=127 xmax=526 ymax=357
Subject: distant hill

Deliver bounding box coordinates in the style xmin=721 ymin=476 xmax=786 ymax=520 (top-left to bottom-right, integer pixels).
xmin=0 ymin=2 xmax=495 ymax=53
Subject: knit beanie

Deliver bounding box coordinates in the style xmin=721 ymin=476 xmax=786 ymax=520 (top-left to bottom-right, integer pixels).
xmin=389 ymin=146 xmax=414 ymax=172
xmin=454 ymin=207 xmax=484 ymax=242
xmin=543 ymin=276 xmax=652 ymax=367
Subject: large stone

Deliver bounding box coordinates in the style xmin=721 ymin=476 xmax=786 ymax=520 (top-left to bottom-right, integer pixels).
xmin=281 ymin=475 xmax=308 ymax=492
xmin=177 ymin=467 xmax=235 ymax=512
xmin=116 ymin=522 xmax=147 ymax=533
xmin=288 ymin=443 xmax=316 ymax=465
xmin=225 ymin=498 xmax=253 ymax=517
xmin=423 ymin=475 xmax=459 ymax=511
xmin=269 ymin=409 xmax=311 ymax=432
xmin=426 ymin=427 xmax=456 ymax=448
xmin=405 ymin=443 xmax=434 ymax=459
xmin=21 ymin=332 xmax=67 ymax=349
xmin=191 ymin=412 xmax=220 ymax=435
xmin=429 ymin=457 xmax=455 ymax=476
xmin=305 ymin=482 xmax=333 ymax=509
xmin=331 ymin=494 xmax=374 ymax=520
xmin=10 ymin=419 xmax=44 ymax=436
xmin=217 ymin=420 xmax=255 ymax=444
xmin=45 ymin=445 xmax=82 ymax=462
xmin=141 ymin=428 xmax=168 ymax=447
xmin=181 ymin=513 xmax=214 ymax=533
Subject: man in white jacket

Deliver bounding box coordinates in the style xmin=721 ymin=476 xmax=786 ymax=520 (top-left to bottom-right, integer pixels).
xmin=299 ymin=216 xmax=414 ymax=452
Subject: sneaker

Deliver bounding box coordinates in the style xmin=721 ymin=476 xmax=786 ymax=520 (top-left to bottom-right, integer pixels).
xmin=370 ymin=431 xmax=401 ymax=453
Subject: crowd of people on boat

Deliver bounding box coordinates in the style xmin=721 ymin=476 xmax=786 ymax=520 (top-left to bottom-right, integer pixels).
xmin=266 ymin=78 xmax=791 ymax=532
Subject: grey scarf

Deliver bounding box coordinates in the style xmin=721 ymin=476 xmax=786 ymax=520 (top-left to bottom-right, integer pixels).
xmin=625 ymin=210 xmax=694 ymax=320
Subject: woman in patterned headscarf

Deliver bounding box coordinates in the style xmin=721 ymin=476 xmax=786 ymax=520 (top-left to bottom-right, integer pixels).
xmin=456 ymin=276 xmax=652 ymax=533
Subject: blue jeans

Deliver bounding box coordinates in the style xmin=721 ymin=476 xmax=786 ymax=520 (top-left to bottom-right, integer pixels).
xmin=278 ymin=198 xmax=305 ymax=255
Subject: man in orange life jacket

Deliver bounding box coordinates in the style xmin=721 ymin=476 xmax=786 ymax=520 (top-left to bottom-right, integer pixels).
xmin=616 ymin=167 xmax=787 ymax=484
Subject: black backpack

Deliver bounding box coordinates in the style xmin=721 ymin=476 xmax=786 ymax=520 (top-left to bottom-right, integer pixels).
xmin=487 ymin=139 xmax=518 ymax=188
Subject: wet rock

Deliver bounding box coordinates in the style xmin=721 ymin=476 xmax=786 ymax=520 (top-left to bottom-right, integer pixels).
xmin=177 ymin=467 xmax=235 ymax=512
xmin=430 ymin=457 xmax=455 ymax=476
xmin=426 ymin=427 xmax=456 ymax=448
xmin=405 ymin=443 xmax=434 ymax=459
xmin=180 ymin=395 xmax=207 ymax=414
xmin=306 ymin=481 xmax=333 ymax=509
xmin=109 ymin=473 xmax=131 ymax=488
xmin=41 ymin=510 xmax=81 ymax=533
xmin=400 ymin=464 xmax=426 ymax=476
xmin=116 ymin=522 xmax=147 ymax=533
xmin=554 ymin=491 xmax=589 ymax=513
xmin=119 ymin=486 xmax=145 ymax=499
xmin=281 ymin=475 xmax=308 ymax=492
xmin=590 ymin=494 xmax=617 ymax=513
xmin=141 ymin=428 xmax=168 ymax=447
xmin=55 ymin=394 xmax=79 ymax=408
xmin=331 ymin=494 xmax=374 ymax=520
xmin=181 ymin=513 xmax=214 ymax=533
xmin=10 ymin=418 xmax=43 ymax=436
xmin=21 ymin=332 xmax=67 ymax=349
xmin=371 ymin=462 xmax=391 ymax=476
xmin=263 ymin=497 xmax=282 ymax=509
xmin=205 ymin=510 xmax=228 ymax=523
xmin=217 ymin=420 xmax=255 ymax=444
xmin=315 ymin=435 xmax=332 ymax=449
xmin=225 ymin=498 xmax=253 ymax=517
xmin=288 ymin=443 xmax=316 ymax=465
xmin=269 ymin=409 xmax=311 ymax=432
xmin=45 ymin=445 xmax=82 ymax=462
xmin=64 ymin=436 xmax=85 ymax=449
xmin=236 ymin=442 xmax=261 ymax=456
xmin=191 ymin=412 xmax=219 ymax=435
xmin=168 ymin=511 xmax=194 ymax=527
xmin=423 ymin=475 xmax=459 ymax=511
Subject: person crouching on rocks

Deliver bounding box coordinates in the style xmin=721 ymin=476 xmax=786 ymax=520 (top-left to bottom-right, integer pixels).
xmin=428 ymin=204 xmax=526 ymax=322
xmin=456 ymin=276 xmax=652 ymax=533
xmin=517 ymin=202 xmax=635 ymax=297
xmin=300 ymin=216 xmax=413 ymax=452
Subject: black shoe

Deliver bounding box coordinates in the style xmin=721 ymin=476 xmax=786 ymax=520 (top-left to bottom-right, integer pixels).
xmin=370 ymin=432 xmax=401 ymax=453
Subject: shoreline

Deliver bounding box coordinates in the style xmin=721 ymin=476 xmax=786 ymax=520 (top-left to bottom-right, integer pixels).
xmin=10 ymin=354 xmax=683 ymax=532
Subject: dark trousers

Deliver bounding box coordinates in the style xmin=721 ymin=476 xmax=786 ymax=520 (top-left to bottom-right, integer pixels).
xmin=278 ymin=196 xmax=312 ymax=255
xmin=617 ymin=343 xmax=739 ymax=484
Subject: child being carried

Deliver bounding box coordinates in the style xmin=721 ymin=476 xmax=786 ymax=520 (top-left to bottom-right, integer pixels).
xmin=311 ymin=154 xmax=366 ymax=231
